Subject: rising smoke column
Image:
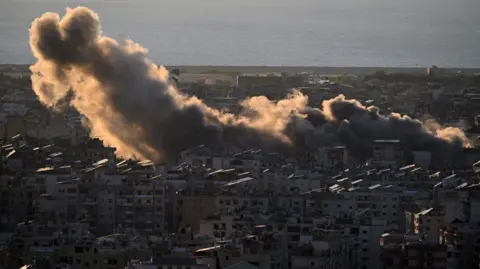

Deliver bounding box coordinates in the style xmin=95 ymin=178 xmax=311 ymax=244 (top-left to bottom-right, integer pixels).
xmin=29 ymin=7 xmax=471 ymax=163
xmin=29 ymin=7 xmax=308 ymax=162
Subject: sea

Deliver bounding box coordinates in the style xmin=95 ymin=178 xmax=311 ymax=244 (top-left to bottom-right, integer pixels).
xmin=1 ymin=0 xmax=479 ymax=67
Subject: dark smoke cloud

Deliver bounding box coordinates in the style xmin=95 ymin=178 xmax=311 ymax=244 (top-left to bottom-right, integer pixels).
xmin=320 ymin=95 xmax=470 ymax=158
xmin=29 ymin=7 xmax=471 ymax=163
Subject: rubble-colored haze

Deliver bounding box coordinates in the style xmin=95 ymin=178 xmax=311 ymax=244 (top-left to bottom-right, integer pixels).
xmin=29 ymin=7 xmax=470 ymax=162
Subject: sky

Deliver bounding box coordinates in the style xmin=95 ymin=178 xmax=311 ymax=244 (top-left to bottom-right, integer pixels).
xmin=1 ymin=0 xmax=479 ymax=66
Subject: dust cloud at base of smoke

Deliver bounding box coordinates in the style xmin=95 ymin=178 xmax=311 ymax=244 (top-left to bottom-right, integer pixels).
xmin=28 ymin=7 xmax=471 ymax=163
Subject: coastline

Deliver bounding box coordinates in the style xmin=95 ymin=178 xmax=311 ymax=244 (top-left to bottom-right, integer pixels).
xmin=1 ymin=64 xmax=480 ymax=75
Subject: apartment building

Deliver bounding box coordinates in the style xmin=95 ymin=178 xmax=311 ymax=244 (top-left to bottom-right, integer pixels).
xmin=413 ymin=208 xmax=444 ymax=244
xmin=199 ymin=215 xmax=252 ymax=240
xmin=371 ymin=140 xmax=404 ymax=168
xmin=69 ymin=234 xmax=151 ymax=269
xmin=291 ymin=233 xmax=352 ymax=269
xmin=381 ymin=233 xmax=447 ymax=269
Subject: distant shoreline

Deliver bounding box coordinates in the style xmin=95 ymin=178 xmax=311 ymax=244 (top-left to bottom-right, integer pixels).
xmin=2 ymin=64 xmax=480 ymax=75
xmin=166 ymin=66 xmax=480 ymax=76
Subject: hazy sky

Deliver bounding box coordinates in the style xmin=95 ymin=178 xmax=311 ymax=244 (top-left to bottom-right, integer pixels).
xmin=1 ymin=0 xmax=479 ymax=66
xmin=4 ymin=0 xmax=478 ymax=23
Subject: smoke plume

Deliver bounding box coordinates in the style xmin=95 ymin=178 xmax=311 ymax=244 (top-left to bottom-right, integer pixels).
xmin=29 ymin=7 xmax=470 ymax=163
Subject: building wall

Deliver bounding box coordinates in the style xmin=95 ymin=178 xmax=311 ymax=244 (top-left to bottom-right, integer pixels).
xmin=199 ymin=215 xmax=249 ymax=239
xmin=371 ymin=141 xmax=403 ymax=168
xmin=175 ymin=195 xmax=216 ymax=233
xmin=414 ymin=214 xmax=444 ymax=244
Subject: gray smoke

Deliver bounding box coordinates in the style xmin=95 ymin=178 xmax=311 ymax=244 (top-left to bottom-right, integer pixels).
xmin=29 ymin=7 xmax=470 ymax=163
xmin=318 ymin=95 xmax=470 ymax=158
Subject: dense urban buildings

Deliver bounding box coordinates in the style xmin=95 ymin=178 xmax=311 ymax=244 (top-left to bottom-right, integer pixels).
xmin=1 ymin=65 xmax=480 ymax=269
